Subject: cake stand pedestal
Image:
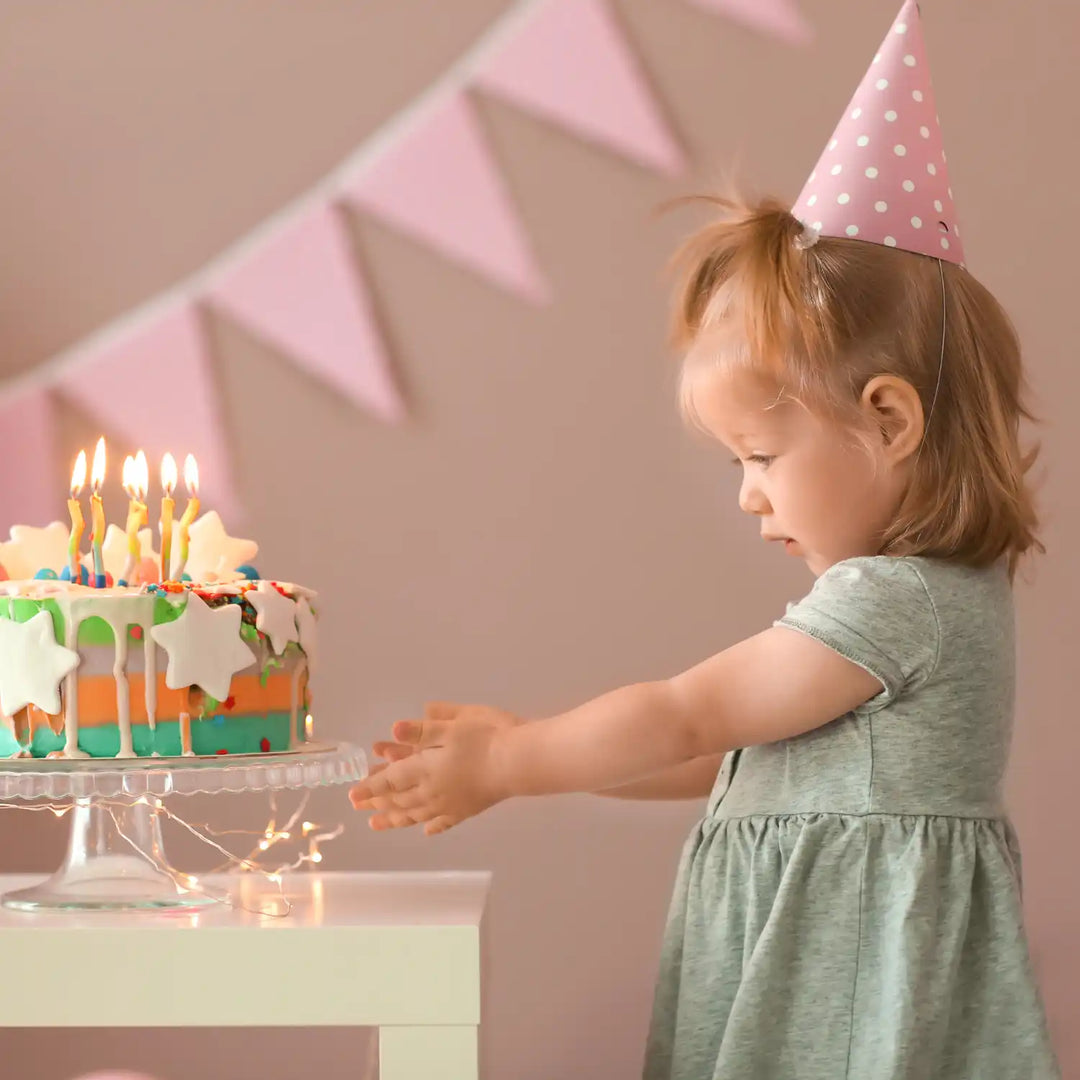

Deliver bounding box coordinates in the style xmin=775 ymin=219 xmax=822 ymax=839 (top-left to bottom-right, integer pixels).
xmin=0 ymin=741 xmax=367 ymax=912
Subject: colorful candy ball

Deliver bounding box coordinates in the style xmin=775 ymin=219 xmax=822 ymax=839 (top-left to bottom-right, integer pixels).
xmin=236 ymin=564 xmax=260 ymax=581
xmin=60 ymin=565 xmax=90 ymax=585
xmin=33 ymin=568 xmax=59 ymax=580
xmin=0 ymin=562 xmax=7 ymax=581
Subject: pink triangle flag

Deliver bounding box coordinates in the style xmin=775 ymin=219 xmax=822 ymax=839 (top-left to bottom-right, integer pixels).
xmin=686 ymin=0 xmax=812 ymax=44
xmin=59 ymin=303 xmax=240 ymax=521
xmin=207 ymin=202 xmax=403 ymax=422
xmin=473 ymin=0 xmax=684 ymax=175
xmin=0 ymin=388 xmax=58 ymax=532
xmin=792 ymin=0 xmax=963 ymax=264
xmin=345 ymin=92 xmax=549 ymax=303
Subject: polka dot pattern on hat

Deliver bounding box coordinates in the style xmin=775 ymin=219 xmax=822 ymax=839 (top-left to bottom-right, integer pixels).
xmin=790 ymin=0 xmax=964 ymax=264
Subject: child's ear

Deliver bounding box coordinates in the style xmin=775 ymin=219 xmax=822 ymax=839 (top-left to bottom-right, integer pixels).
xmin=860 ymin=375 xmax=925 ymax=462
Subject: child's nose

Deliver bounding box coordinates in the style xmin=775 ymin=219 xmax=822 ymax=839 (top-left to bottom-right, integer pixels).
xmin=738 ymin=474 xmax=771 ymax=515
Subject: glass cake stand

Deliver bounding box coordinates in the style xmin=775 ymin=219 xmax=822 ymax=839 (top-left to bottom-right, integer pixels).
xmin=0 ymin=742 xmax=367 ymax=912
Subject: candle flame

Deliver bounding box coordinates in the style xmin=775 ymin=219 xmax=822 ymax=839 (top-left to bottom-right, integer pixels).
xmin=161 ymin=452 xmax=178 ymax=496
xmin=183 ymin=454 xmax=199 ymax=496
xmin=122 ymin=455 xmax=134 ymax=496
xmin=90 ymin=437 xmax=106 ymax=493
xmin=70 ymin=450 xmax=87 ymax=498
xmin=134 ymin=450 xmax=148 ymax=499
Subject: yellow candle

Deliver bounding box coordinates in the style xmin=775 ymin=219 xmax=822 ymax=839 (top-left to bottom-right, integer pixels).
xmin=174 ymin=454 xmax=200 ymax=581
xmin=67 ymin=450 xmax=87 ymax=583
xmin=159 ymin=453 xmax=177 ymax=582
xmin=121 ymin=451 xmax=148 ymax=586
xmin=90 ymin=437 xmax=107 ymax=589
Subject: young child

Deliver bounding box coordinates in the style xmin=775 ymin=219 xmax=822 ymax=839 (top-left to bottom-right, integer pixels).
xmin=349 ymin=3 xmax=1062 ymax=1076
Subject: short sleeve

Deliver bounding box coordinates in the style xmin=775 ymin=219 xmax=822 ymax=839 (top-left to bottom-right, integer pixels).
xmin=774 ymin=556 xmax=941 ymax=713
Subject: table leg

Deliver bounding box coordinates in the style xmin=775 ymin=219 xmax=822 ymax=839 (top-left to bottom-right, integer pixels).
xmin=379 ymin=1024 xmax=478 ymax=1080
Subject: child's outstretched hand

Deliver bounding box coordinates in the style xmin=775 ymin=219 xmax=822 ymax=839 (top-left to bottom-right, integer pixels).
xmin=350 ymin=702 xmax=522 ymax=836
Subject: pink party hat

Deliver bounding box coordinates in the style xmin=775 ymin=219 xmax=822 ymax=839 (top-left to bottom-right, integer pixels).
xmin=792 ymin=0 xmax=963 ymax=265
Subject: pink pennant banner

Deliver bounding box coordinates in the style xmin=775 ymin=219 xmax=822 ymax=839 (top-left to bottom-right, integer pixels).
xmin=206 ymin=203 xmax=403 ymax=423
xmin=473 ymin=0 xmax=685 ymax=175
xmin=345 ymin=92 xmax=549 ymax=304
xmin=687 ymin=0 xmax=812 ymax=45
xmin=58 ymin=303 xmax=240 ymax=521
xmin=0 ymin=389 xmax=57 ymax=530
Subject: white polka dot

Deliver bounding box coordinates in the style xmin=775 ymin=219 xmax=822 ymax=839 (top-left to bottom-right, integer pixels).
xmin=894 ymin=144 xmax=907 ymax=156
xmin=902 ymin=180 xmax=915 ymax=192
xmin=927 ymin=163 xmax=937 ymax=175
xmin=837 ymin=193 xmax=850 ymax=204
xmin=809 ymin=170 xmax=816 ymax=182
xmin=895 ymin=21 xmax=907 ymax=33
xmin=904 ymin=54 xmax=916 ymax=66
xmin=857 ymin=135 xmax=870 ymax=147
xmin=911 ymin=216 xmax=923 ymax=228
xmin=829 ymin=138 xmax=838 ymax=150
xmin=954 ymin=224 xmax=960 ymax=237
xmin=934 ymin=199 xmax=943 ymax=212
xmin=831 ymin=163 xmax=843 ymax=175
xmin=865 ymin=166 xmax=879 ymax=178
xmin=884 ymin=236 xmax=897 ymax=246
xmin=876 ymin=78 xmax=889 ymax=90
xmin=913 ymin=89 xmax=924 ymax=102
xmin=875 ymin=201 xmax=888 ymax=212
xmin=885 ymin=110 xmax=898 ymax=122
xmin=941 ymin=237 xmax=950 ymax=250
xmin=812 ymin=221 xmax=822 ymax=230
xmin=846 ymin=225 xmax=859 ymax=236
xmin=942 ymin=150 xmax=948 ymax=163
xmin=920 ymin=126 xmax=930 ymax=138
xmin=873 ymin=52 xmax=881 ymax=63
xmin=852 ymin=107 xmax=862 ymax=120
xmin=807 ymin=194 xmax=817 ymax=206
xmin=947 ymin=186 xmax=953 ymax=198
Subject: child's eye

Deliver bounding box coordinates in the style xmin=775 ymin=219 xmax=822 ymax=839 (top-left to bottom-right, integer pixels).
xmin=732 ymin=454 xmax=775 ymax=467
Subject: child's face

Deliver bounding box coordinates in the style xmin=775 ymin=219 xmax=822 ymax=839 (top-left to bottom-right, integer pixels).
xmin=687 ymin=365 xmax=906 ymax=577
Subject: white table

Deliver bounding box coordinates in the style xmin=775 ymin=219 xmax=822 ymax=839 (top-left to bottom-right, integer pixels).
xmin=0 ymin=870 xmax=491 ymax=1080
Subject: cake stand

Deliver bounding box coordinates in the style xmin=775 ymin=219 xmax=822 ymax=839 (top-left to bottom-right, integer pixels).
xmin=0 ymin=742 xmax=367 ymax=912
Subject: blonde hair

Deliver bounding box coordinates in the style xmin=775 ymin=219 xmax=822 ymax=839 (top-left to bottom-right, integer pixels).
xmin=667 ymin=192 xmax=1043 ymax=581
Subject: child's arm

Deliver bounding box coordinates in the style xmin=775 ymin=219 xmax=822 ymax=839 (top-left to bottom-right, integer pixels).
xmin=350 ymin=626 xmax=880 ymax=832
xmin=372 ymin=733 xmax=724 ymax=800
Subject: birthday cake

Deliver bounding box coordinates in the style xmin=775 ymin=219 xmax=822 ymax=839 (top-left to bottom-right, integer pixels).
xmin=0 ymin=448 xmax=317 ymax=760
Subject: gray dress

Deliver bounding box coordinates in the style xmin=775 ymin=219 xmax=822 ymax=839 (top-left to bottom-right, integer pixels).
xmin=643 ymin=555 xmax=1061 ymax=1079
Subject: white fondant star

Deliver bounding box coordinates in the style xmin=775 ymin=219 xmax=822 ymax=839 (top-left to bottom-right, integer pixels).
xmin=82 ymin=524 xmax=156 ymax=582
xmin=150 ymin=592 xmax=256 ymax=702
xmin=0 ymin=522 xmax=70 ymax=580
xmin=249 ymin=581 xmax=298 ymax=655
xmin=185 ymin=512 xmax=258 ymax=582
xmin=0 ymin=610 xmax=80 ymax=716
xmin=295 ymin=597 xmax=317 ymax=674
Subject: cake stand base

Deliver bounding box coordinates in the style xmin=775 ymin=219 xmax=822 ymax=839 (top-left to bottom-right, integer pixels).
xmin=0 ymin=742 xmax=367 ymax=913
xmin=2 ymin=797 xmax=214 ymax=912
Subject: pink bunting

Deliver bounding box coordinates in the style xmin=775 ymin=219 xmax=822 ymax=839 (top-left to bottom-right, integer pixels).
xmin=345 ymin=92 xmax=549 ymax=304
xmin=473 ymin=0 xmax=684 ymax=175
xmin=58 ymin=304 xmax=239 ymax=521
xmin=207 ymin=203 xmax=403 ymax=423
xmin=686 ymin=0 xmax=812 ymax=45
xmin=0 ymin=389 xmax=57 ymax=531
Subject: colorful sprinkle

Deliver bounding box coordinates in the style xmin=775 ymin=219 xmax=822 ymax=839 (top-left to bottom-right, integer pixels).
xmin=215 ymin=748 xmax=229 ymax=755
xmin=260 ymin=737 xmax=271 ymax=752
xmin=129 ymin=625 xmax=144 ymax=640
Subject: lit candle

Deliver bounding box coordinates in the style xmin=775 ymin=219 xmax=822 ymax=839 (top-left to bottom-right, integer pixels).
xmin=173 ymin=454 xmax=200 ymax=581
xmin=159 ymin=452 xmax=177 ymax=582
xmin=90 ymin=437 xmax=107 ymax=589
xmin=67 ymin=450 xmax=87 ymax=582
xmin=120 ymin=451 xmax=149 ymax=587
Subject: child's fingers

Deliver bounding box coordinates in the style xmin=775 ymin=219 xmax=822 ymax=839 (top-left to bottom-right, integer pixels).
xmin=393 ymin=718 xmax=449 ymax=746
xmin=424 ymin=815 xmax=457 ymax=837
xmin=372 ymin=740 xmax=414 ymax=762
xmin=369 ymin=807 xmax=427 ymax=831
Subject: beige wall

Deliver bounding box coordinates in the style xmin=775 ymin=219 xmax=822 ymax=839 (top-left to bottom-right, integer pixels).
xmin=0 ymin=1 xmax=1074 ymax=1076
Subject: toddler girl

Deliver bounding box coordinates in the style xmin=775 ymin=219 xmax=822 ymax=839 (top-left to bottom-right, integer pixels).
xmin=349 ymin=3 xmax=1061 ymax=1075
